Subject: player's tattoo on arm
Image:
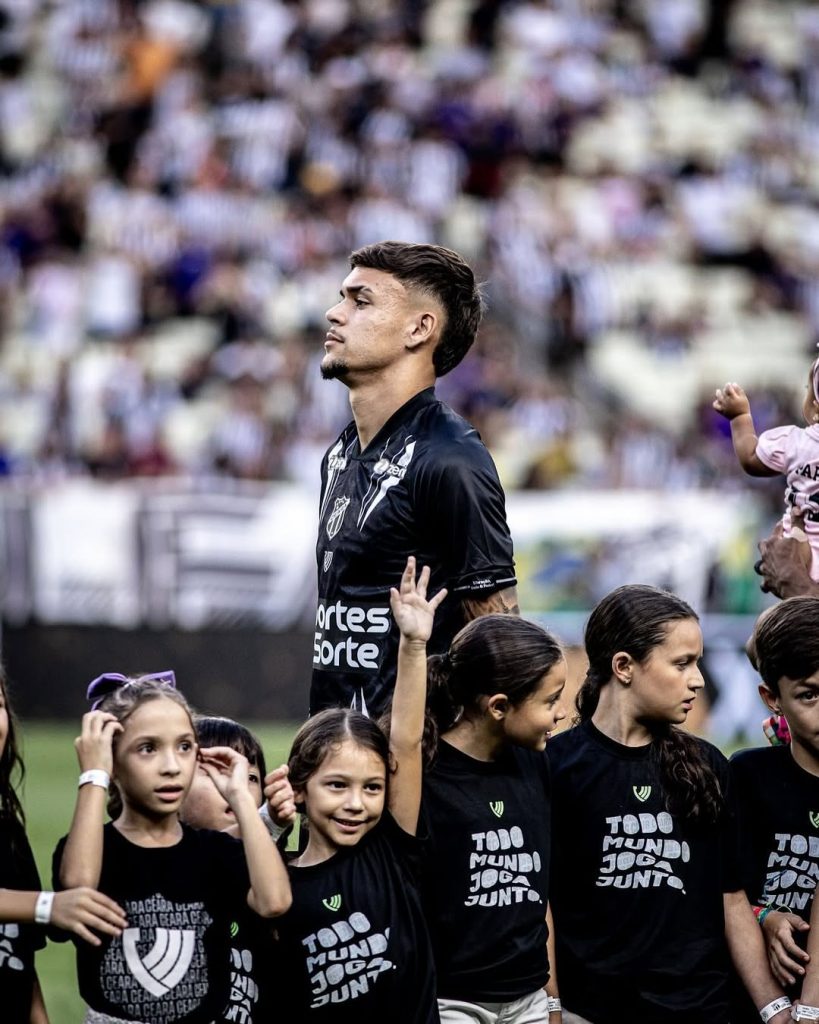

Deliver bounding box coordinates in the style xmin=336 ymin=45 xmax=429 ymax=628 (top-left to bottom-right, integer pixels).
xmin=462 ymin=585 xmax=520 ymax=621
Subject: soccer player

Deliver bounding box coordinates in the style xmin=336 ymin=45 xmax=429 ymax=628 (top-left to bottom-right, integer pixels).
xmin=311 ymin=241 xmax=517 ymax=717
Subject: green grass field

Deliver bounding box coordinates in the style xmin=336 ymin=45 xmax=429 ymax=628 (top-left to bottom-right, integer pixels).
xmin=20 ymin=720 xmax=299 ymax=1023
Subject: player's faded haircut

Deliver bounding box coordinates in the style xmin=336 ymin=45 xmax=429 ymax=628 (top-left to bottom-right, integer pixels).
xmin=350 ymin=241 xmax=485 ymax=376
xmin=753 ymin=596 xmax=819 ymax=695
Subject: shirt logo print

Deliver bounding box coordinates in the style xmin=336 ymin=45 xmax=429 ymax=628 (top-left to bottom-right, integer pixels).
xmin=810 ymin=812 xmax=819 ymax=829
xmin=122 ymin=926 xmax=196 ymax=998
xmin=325 ymin=496 xmax=351 ymax=540
xmin=489 ymin=801 xmax=504 ymax=818
xmin=633 ymin=786 xmax=652 ymax=802
xmin=323 ymin=551 xmax=334 ymax=573
xmin=322 ymin=894 xmax=342 ymax=912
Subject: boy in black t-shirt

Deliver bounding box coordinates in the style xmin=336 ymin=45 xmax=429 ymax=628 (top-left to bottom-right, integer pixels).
xmin=730 ymin=597 xmax=819 ymax=1018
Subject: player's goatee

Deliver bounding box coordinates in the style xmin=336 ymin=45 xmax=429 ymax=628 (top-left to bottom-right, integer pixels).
xmin=321 ymin=359 xmax=349 ymax=380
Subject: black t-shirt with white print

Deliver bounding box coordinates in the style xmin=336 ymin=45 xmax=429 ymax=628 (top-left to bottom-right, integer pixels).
xmin=219 ymin=907 xmax=274 ymax=1024
xmin=275 ymin=812 xmax=438 ymax=1024
xmin=729 ymin=745 xmax=819 ymax=1020
xmin=548 ymin=721 xmax=736 ymax=1024
xmin=311 ymin=387 xmax=515 ymax=718
xmin=53 ymin=823 xmax=251 ymax=1024
xmin=0 ymin=820 xmax=46 ymax=1023
xmin=421 ymin=740 xmax=551 ymax=1001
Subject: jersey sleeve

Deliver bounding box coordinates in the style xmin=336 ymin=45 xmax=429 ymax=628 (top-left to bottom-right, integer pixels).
xmin=413 ymin=438 xmax=516 ymax=597
xmin=756 ymin=425 xmax=797 ymax=473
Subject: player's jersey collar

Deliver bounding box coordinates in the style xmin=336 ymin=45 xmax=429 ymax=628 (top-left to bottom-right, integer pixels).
xmin=352 ymin=387 xmax=437 ymax=459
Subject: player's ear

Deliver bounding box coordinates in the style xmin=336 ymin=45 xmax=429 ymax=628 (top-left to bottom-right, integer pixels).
xmin=758 ymin=683 xmax=780 ymax=715
xmin=405 ymin=310 xmax=438 ymax=352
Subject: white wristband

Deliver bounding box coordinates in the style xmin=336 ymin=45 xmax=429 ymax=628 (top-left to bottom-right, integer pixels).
xmin=760 ymin=996 xmax=791 ymax=1022
xmin=34 ymin=891 xmax=54 ymax=925
xmin=793 ymin=1007 xmax=819 ymax=1022
xmin=78 ymin=769 xmax=110 ymax=790
xmin=547 ymin=996 xmax=561 ymax=1013
xmin=258 ymin=802 xmax=287 ymax=841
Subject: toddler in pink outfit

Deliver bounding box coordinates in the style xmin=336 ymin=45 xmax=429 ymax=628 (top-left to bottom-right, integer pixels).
xmin=714 ymin=358 xmax=819 ymax=582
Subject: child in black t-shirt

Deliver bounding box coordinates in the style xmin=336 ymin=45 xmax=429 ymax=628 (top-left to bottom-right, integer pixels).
xmin=735 ymin=597 xmax=819 ymax=1022
xmin=275 ymin=556 xmax=446 ymax=1024
xmin=0 ymin=663 xmax=131 ymax=1023
xmin=53 ymin=673 xmax=292 ymax=1024
xmin=420 ymin=615 xmax=567 ymax=1023
xmin=180 ymin=715 xmax=292 ymax=1024
xmin=548 ymin=584 xmax=791 ymax=1024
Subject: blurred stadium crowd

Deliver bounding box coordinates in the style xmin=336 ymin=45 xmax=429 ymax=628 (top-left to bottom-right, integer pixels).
xmin=0 ymin=0 xmax=815 ymax=503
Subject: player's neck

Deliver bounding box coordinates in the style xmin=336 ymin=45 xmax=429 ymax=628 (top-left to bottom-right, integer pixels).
xmin=349 ymin=373 xmax=434 ymax=450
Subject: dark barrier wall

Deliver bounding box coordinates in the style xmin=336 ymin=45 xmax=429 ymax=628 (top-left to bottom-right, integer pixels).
xmin=1 ymin=624 xmax=314 ymax=722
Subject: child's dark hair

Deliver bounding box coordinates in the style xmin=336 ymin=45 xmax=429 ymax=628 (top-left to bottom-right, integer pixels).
xmin=577 ymin=585 xmax=722 ymax=825
xmin=288 ymin=709 xmax=391 ymax=810
xmin=93 ymin=678 xmax=196 ymax=818
xmin=426 ymin=615 xmax=564 ymax=743
xmin=0 ymin=666 xmax=27 ymax=856
xmin=195 ymin=715 xmax=266 ymax=795
xmin=753 ymin=596 xmax=819 ymax=695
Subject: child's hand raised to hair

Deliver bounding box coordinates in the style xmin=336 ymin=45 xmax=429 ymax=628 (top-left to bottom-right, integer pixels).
xmin=199 ymin=746 xmax=257 ymax=812
xmin=74 ymin=711 xmax=122 ymax=774
xmin=713 ymin=382 xmax=752 ymax=419
xmin=52 ymin=888 xmax=128 ymax=947
xmin=263 ymin=765 xmax=296 ymax=827
xmin=390 ymin=556 xmax=447 ymax=645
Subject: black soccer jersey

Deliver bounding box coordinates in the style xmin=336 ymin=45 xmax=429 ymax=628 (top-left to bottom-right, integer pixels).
xmin=311 ymin=387 xmax=516 ymax=717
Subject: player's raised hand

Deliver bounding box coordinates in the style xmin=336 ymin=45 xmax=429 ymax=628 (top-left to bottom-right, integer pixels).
xmin=75 ymin=712 xmax=122 ymax=775
xmin=713 ymin=382 xmax=751 ymax=419
xmin=390 ymin=556 xmax=447 ymax=645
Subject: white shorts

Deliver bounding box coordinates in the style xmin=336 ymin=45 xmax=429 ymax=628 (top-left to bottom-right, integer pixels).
xmin=438 ymin=988 xmax=552 ymax=1023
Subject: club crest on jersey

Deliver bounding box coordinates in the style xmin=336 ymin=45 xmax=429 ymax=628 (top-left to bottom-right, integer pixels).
xmin=123 ymin=927 xmax=196 ymax=997
xmin=633 ymin=786 xmax=652 ymax=802
xmin=490 ymin=801 xmax=504 ymax=818
xmin=326 ymin=496 xmax=351 ymax=540
xmin=811 ymin=811 xmax=819 ymax=829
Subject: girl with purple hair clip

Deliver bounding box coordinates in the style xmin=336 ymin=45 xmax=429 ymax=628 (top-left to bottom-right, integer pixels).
xmin=714 ymin=357 xmax=819 ymax=582
xmin=53 ymin=670 xmax=292 ymax=1024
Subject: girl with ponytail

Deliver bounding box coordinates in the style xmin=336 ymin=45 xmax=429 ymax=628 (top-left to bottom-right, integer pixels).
xmin=420 ymin=614 xmax=568 ymax=1022
xmin=548 ymin=585 xmax=790 ymax=1024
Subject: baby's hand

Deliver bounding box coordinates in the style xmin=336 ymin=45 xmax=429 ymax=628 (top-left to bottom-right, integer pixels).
xmin=390 ymin=556 xmax=447 ymax=645
xmin=75 ymin=712 xmax=122 ymax=775
xmin=713 ymin=382 xmax=751 ymax=420
xmin=264 ymin=765 xmax=296 ymax=827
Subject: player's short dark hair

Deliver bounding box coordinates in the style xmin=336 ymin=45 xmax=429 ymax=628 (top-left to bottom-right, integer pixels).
xmin=195 ymin=715 xmax=267 ymax=788
xmin=350 ymin=241 xmax=484 ymax=376
xmin=753 ymin=596 xmax=819 ymax=696
xmin=288 ymin=708 xmax=392 ymax=810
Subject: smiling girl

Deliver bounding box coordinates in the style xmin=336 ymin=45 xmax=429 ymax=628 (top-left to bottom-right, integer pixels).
xmin=420 ymin=615 xmax=567 ymax=1023
xmin=275 ymin=557 xmax=445 ymax=1023
xmin=53 ymin=674 xmax=291 ymax=1024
